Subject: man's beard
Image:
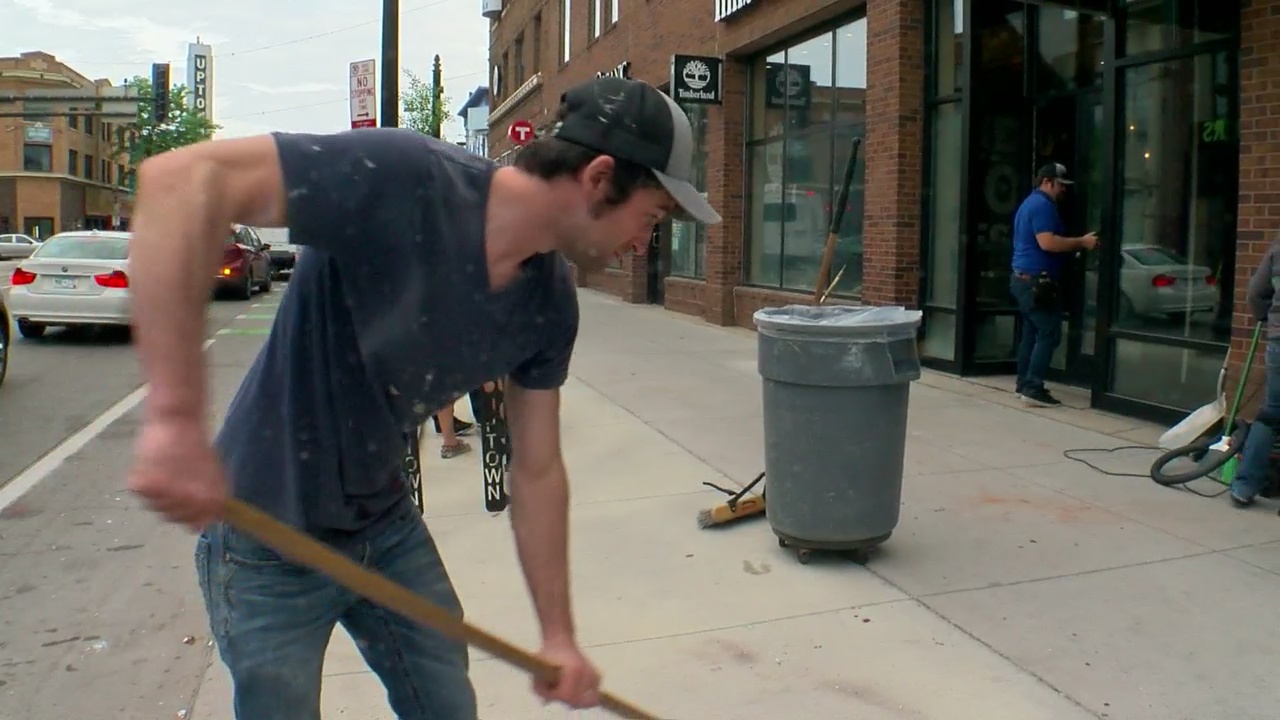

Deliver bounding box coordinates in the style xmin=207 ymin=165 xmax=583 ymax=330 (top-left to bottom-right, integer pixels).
xmin=561 ymin=200 xmax=614 ymax=273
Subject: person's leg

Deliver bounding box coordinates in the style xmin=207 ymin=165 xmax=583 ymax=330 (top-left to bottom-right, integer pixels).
xmin=196 ymin=523 xmax=347 ymax=720
xmin=437 ymin=404 xmax=472 ymax=459
xmin=1230 ymin=342 xmax=1280 ymax=505
xmin=339 ymin=507 xmax=478 ymax=719
xmin=1011 ymin=277 xmax=1036 ymax=396
xmin=1023 ymin=302 xmax=1063 ymax=402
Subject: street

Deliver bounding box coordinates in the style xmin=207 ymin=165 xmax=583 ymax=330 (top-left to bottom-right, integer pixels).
xmin=0 ymin=274 xmax=277 ymax=719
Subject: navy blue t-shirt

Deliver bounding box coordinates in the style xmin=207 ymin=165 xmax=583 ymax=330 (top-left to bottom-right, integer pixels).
xmin=214 ymin=129 xmax=579 ymax=533
xmin=1011 ymin=189 xmax=1067 ymax=277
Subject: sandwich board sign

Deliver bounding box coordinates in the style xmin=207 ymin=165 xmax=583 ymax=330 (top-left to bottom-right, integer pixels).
xmin=349 ymin=59 xmax=377 ymax=129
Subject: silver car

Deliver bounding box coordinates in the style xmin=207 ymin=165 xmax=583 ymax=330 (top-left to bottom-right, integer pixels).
xmin=0 ymin=233 xmax=39 ymax=260
xmin=5 ymin=230 xmax=132 ymax=338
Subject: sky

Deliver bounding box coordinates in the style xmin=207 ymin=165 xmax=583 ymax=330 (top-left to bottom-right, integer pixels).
xmin=0 ymin=0 xmax=491 ymax=142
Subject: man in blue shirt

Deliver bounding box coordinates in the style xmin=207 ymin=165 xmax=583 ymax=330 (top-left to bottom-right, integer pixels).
xmin=122 ymin=77 xmax=720 ymax=719
xmin=1009 ymin=163 xmax=1099 ymax=407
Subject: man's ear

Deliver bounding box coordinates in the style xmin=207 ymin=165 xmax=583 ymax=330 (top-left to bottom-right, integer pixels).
xmin=580 ymin=155 xmax=616 ymax=195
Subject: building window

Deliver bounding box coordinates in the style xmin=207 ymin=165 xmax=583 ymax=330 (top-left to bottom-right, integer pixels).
xmin=68 ymin=115 xmax=78 ymax=130
xmin=561 ymin=0 xmax=572 ymax=64
xmin=67 ymin=149 xmax=79 ymax=175
xmin=24 ymin=217 xmax=54 ymax=240
xmin=1109 ymin=48 xmax=1237 ymax=408
xmin=492 ymin=64 xmax=503 ymax=100
xmin=84 ymin=154 xmax=94 ymax=180
xmin=514 ymin=34 xmax=526 ymax=84
xmin=591 ymin=0 xmax=602 ymax=38
xmin=100 ymin=158 xmax=109 ymax=183
xmin=532 ymin=13 xmax=543 ymax=73
xmin=745 ymin=16 xmax=867 ymax=294
xmin=669 ymin=104 xmax=709 ymax=279
xmin=23 ymin=144 xmax=52 ymax=172
xmin=1122 ymin=0 xmax=1233 ymax=57
xmin=83 ymin=116 xmax=93 ymax=135
xmin=610 ymin=0 xmax=619 ymax=25
xmin=117 ymin=163 xmax=126 ymax=186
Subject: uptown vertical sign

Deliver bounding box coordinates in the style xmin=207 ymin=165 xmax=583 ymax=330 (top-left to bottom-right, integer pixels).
xmin=186 ymin=41 xmax=213 ymax=119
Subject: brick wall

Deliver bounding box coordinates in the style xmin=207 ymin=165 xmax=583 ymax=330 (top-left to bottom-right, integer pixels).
xmin=1229 ymin=0 xmax=1280 ymax=415
xmin=488 ymin=0 xmax=923 ymax=330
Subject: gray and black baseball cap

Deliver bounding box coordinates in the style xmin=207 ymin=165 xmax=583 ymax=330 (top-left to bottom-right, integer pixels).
xmin=1035 ymin=162 xmax=1073 ymax=185
xmin=551 ymin=76 xmax=722 ymax=225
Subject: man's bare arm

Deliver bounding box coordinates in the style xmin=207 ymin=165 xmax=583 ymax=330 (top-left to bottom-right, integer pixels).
xmin=1036 ymin=232 xmax=1092 ymax=253
xmin=130 ymin=135 xmax=287 ymax=420
xmin=504 ymin=381 xmax=575 ymax=645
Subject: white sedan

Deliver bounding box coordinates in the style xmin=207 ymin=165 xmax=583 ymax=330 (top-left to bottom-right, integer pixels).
xmin=0 ymin=233 xmax=39 ymax=260
xmin=4 ymin=230 xmax=132 ymax=338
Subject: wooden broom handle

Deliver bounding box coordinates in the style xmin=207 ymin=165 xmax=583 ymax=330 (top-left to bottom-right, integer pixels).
xmin=221 ymin=498 xmax=661 ymax=720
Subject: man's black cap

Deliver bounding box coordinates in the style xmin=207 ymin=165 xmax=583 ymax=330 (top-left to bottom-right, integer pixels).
xmin=551 ymin=76 xmax=722 ymax=225
xmin=1035 ymin=162 xmax=1073 ymax=185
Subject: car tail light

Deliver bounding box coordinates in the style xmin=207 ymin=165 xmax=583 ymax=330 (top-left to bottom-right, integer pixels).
xmin=94 ymin=270 xmax=129 ymax=289
xmin=10 ymin=268 xmax=36 ymax=285
xmin=1205 ymin=274 xmax=1217 ymax=286
xmin=1151 ymin=274 xmax=1176 ymax=288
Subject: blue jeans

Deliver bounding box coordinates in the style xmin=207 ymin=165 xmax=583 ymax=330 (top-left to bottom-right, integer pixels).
xmin=1010 ymin=275 xmax=1062 ymax=394
xmin=1230 ymin=341 xmax=1280 ymax=501
xmin=195 ymin=500 xmax=477 ymax=720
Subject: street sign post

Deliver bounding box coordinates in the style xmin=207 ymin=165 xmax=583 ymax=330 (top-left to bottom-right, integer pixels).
xmin=349 ymin=59 xmax=377 ymax=129
xmin=508 ymin=119 xmax=534 ymax=146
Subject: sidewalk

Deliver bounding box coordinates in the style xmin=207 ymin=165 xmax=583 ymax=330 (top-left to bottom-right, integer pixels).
xmin=191 ymin=290 xmax=1280 ymax=720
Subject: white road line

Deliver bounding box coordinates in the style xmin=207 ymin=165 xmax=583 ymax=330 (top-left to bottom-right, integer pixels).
xmin=0 ymin=338 xmax=217 ymax=512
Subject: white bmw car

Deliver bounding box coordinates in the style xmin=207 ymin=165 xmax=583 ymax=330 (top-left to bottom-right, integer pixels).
xmin=4 ymin=230 xmax=132 ymax=338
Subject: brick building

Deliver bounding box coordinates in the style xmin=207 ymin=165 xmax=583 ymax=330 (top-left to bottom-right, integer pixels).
xmin=0 ymin=51 xmax=133 ymax=240
xmin=489 ymin=0 xmax=1270 ymax=423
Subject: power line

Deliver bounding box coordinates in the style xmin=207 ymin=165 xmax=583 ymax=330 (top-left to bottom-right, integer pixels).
xmin=49 ymin=0 xmax=467 ymax=67
xmin=219 ymin=70 xmax=485 ymax=120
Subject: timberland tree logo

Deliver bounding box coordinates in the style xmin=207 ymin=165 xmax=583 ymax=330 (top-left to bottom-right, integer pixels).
xmin=670 ymin=54 xmax=722 ymax=104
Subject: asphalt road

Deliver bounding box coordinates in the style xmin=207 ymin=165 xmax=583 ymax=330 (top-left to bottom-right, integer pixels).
xmin=0 ymin=270 xmax=282 ymax=719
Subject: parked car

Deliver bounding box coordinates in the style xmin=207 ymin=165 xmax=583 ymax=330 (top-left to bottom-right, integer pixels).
xmin=216 ymin=224 xmax=273 ymax=300
xmin=1084 ymin=244 xmax=1219 ymax=321
xmin=0 ymin=287 xmax=10 ymax=387
xmin=0 ymin=233 xmax=40 ymax=260
xmin=5 ymin=230 xmax=133 ymax=338
xmin=268 ymin=242 xmax=301 ymax=280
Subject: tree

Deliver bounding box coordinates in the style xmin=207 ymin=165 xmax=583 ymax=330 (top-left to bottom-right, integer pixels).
xmin=402 ymin=55 xmax=451 ymax=138
xmin=112 ymin=75 xmax=220 ymax=190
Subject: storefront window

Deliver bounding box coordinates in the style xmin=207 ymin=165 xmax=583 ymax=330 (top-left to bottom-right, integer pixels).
xmin=934 ymin=0 xmax=963 ymax=96
xmin=922 ymin=101 xmax=963 ymax=361
xmin=670 ymin=104 xmax=709 ymax=278
xmin=1110 ymin=48 xmax=1236 ymax=407
xmin=745 ymin=16 xmax=867 ymax=295
xmin=1122 ymin=0 xmax=1233 ymax=57
xmin=1035 ymin=5 xmax=1103 ymax=92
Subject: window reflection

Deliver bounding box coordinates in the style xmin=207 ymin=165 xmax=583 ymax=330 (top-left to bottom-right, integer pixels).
xmin=670 ymin=104 xmax=708 ymax=279
xmin=1123 ymin=0 xmax=1233 ymax=56
xmin=745 ymin=18 xmax=867 ymax=293
xmin=1114 ymin=51 xmax=1236 ymax=342
xmin=1035 ymin=7 xmax=1103 ymax=91
xmin=934 ymin=0 xmax=964 ymax=96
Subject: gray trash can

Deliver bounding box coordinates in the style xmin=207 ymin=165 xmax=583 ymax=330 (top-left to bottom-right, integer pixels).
xmin=753 ymin=304 xmax=923 ymax=564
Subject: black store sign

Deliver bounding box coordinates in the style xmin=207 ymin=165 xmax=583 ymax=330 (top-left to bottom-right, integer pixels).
xmin=670 ymin=54 xmax=723 ymax=105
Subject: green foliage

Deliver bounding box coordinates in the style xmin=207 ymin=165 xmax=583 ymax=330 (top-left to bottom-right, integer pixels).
xmin=112 ymin=75 xmax=221 ymax=190
xmin=401 ymin=68 xmax=451 ymax=138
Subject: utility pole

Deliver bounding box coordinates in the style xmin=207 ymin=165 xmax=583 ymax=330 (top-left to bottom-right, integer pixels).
xmin=380 ymin=0 xmax=399 ymax=128
xmin=429 ymin=54 xmax=443 ymax=138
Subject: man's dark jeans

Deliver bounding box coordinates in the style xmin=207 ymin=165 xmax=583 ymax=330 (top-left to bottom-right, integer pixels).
xmin=195 ymin=500 xmax=478 ymax=719
xmin=1010 ymin=274 xmax=1062 ymax=395
xmin=1231 ymin=340 xmax=1280 ymax=502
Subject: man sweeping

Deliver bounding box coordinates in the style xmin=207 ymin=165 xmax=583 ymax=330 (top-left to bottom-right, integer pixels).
xmin=124 ymin=76 xmax=720 ymax=719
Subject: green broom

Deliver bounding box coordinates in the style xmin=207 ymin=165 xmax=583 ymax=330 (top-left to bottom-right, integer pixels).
xmin=1217 ymin=321 xmax=1263 ymax=485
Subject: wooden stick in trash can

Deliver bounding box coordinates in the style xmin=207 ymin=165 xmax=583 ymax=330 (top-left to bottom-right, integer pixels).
xmin=221 ymin=498 xmax=661 ymax=720
xmin=812 ymin=136 xmax=862 ymax=303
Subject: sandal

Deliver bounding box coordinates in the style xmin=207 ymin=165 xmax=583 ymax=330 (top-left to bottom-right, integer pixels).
xmin=441 ymin=440 xmax=472 ymax=459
